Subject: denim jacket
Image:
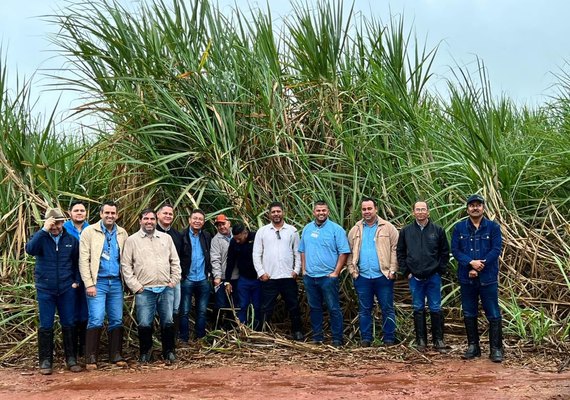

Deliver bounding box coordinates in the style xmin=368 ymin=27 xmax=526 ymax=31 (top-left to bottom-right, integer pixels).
xmin=451 ymin=217 xmax=502 ymax=285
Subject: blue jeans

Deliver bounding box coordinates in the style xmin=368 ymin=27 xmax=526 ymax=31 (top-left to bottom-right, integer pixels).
xmin=353 ymin=275 xmax=396 ymax=343
xmin=215 ymin=279 xmax=239 ymax=309
xmin=180 ymin=278 xmax=210 ymax=340
xmin=460 ymin=279 xmax=501 ymax=320
xmin=37 ymin=288 xmax=76 ymax=329
xmin=237 ymin=277 xmax=261 ymax=328
xmin=86 ymin=278 xmax=124 ymax=330
xmin=173 ymin=282 xmax=181 ymax=314
xmin=408 ymin=273 xmax=442 ymax=313
xmin=135 ymin=287 xmax=174 ymax=329
xmin=303 ymin=275 xmax=343 ymax=343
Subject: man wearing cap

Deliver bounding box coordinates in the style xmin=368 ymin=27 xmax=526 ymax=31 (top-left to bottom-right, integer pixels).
xmin=179 ymin=208 xmax=212 ymax=342
xmin=26 ymin=208 xmax=82 ymax=374
xmin=211 ymin=214 xmax=238 ymax=328
xmin=79 ymin=200 xmax=128 ymax=369
xmin=155 ymin=204 xmax=184 ymax=338
xmin=253 ymin=201 xmax=303 ymax=340
xmin=451 ymin=194 xmax=504 ymax=362
xmin=347 ymin=197 xmax=399 ymax=347
xmin=121 ymin=208 xmax=181 ymax=364
xmin=63 ymin=200 xmax=90 ymax=358
xmin=397 ymin=200 xmax=449 ymax=352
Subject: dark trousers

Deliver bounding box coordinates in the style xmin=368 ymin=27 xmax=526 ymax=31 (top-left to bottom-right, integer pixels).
xmin=260 ymin=278 xmax=302 ymax=333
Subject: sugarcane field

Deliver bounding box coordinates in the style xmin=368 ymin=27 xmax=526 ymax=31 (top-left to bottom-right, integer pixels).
xmin=0 ymin=0 xmax=569 ymax=399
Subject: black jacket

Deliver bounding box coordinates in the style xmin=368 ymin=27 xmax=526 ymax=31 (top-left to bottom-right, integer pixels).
xmin=396 ymin=220 xmax=449 ymax=279
xmin=226 ymin=231 xmax=257 ymax=281
xmin=180 ymin=228 xmax=212 ymax=281
xmin=156 ymin=224 xmax=184 ymax=259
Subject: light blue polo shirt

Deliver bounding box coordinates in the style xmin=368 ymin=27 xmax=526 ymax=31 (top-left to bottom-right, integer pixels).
xmin=299 ymin=219 xmax=350 ymax=277
xmin=358 ymin=221 xmax=382 ymax=279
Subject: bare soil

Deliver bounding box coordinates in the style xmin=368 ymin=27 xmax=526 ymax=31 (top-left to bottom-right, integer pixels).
xmin=1 ymin=342 xmax=569 ymax=400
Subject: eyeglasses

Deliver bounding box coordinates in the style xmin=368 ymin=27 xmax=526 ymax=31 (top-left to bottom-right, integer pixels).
xmin=275 ymin=230 xmax=281 ymax=240
xmin=414 ymin=208 xmax=428 ymax=212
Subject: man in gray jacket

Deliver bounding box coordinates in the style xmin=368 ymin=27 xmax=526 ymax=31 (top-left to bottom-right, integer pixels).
xmin=121 ymin=208 xmax=181 ymax=364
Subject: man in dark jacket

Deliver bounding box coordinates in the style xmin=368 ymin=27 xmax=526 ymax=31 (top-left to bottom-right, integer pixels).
xmin=397 ymin=201 xmax=449 ymax=352
xmin=451 ymin=194 xmax=503 ymax=362
xmin=179 ymin=208 xmax=212 ymax=342
xmin=26 ymin=208 xmax=83 ymax=374
xmin=225 ymin=223 xmax=260 ymax=330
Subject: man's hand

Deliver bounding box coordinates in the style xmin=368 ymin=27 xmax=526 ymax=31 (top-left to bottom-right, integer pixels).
xmin=388 ymin=271 xmax=397 ymax=280
xmin=259 ymin=273 xmax=270 ymax=282
xmin=469 ymin=259 xmax=486 ymax=272
xmin=43 ymin=217 xmax=55 ymax=231
xmin=86 ymin=286 xmax=97 ymax=297
xmin=71 ymin=282 xmax=79 ymax=289
xmin=328 ymin=272 xmax=339 ymax=278
xmin=291 ymin=271 xmax=298 ymax=279
xmin=351 ymin=272 xmax=359 ymax=279
xmin=225 ymin=282 xmax=232 ymax=295
xmin=213 ymin=278 xmax=222 ymax=287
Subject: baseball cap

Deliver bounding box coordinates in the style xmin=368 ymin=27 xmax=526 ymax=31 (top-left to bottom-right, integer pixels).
xmin=466 ymin=194 xmax=485 ymax=206
xmin=214 ymin=214 xmax=230 ymax=225
xmin=44 ymin=208 xmax=66 ymax=221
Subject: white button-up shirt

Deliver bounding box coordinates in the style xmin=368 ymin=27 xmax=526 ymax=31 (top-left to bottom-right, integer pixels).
xmin=252 ymin=222 xmax=301 ymax=279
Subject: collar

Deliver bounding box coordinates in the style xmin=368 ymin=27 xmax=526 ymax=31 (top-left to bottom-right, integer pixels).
xmin=138 ymin=229 xmax=160 ymax=238
xmin=158 ymin=222 xmax=171 ymax=232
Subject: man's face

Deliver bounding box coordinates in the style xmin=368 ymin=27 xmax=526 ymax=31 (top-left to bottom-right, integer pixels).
xmin=140 ymin=212 xmax=157 ymax=234
xmin=189 ymin=212 xmax=205 ymax=231
xmin=49 ymin=220 xmax=64 ymax=236
xmin=269 ymin=206 xmax=283 ymax=225
xmin=100 ymin=205 xmax=118 ymax=227
xmin=234 ymin=230 xmax=248 ymax=244
xmin=413 ymin=202 xmax=429 ymax=224
xmin=313 ymin=204 xmax=330 ymax=224
xmin=216 ymin=221 xmax=231 ymax=236
xmin=69 ymin=204 xmax=87 ymax=224
xmin=361 ymin=200 xmax=377 ymax=223
xmin=157 ymin=206 xmax=174 ymax=228
xmin=467 ymin=201 xmax=484 ymax=218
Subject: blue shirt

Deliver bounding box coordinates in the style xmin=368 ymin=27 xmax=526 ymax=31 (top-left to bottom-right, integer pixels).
xmin=188 ymin=230 xmax=206 ymax=281
xmin=98 ymin=221 xmax=121 ymax=278
xmin=299 ymin=219 xmax=350 ymax=277
xmin=358 ymin=222 xmax=382 ymax=279
xmin=63 ymin=220 xmax=90 ymax=241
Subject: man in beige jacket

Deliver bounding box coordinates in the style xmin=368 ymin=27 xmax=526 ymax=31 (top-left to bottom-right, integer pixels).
xmin=347 ymin=197 xmax=399 ymax=346
xmin=79 ymin=201 xmax=128 ymax=369
xmin=122 ymin=208 xmax=181 ymax=364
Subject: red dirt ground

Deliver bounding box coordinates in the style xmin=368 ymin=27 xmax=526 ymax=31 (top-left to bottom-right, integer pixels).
xmin=1 ymin=347 xmax=569 ymax=400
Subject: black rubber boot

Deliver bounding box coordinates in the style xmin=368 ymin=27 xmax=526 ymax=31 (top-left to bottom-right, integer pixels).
xmin=85 ymin=327 xmax=102 ymax=370
xmin=413 ymin=310 xmax=427 ymax=351
xmin=489 ymin=318 xmax=504 ymax=363
xmin=74 ymin=320 xmax=87 ymax=358
xmin=62 ymin=326 xmax=83 ymax=372
xmin=138 ymin=326 xmax=154 ymax=364
xmin=430 ymin=312 xmax=447 ymax=352
xmin=38 ymin=328 xmax=54 ymax=375
xmin=462 ymin=317 xmax=481 ymax=359
xmin=161 ymin=323 xmax=176 ymax=365
xmin=108 ymin=327 xmax=126 ymax=366
xmin=173 ymin=313 xmax=180 ymax=340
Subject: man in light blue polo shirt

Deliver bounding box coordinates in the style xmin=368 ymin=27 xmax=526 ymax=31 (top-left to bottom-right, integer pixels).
xmin=299 ymin=200 xmax=350 ymax=346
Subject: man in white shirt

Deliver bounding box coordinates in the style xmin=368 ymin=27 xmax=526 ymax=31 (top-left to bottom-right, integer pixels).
xmin=253 ymin=201 xmax=303 ymax=340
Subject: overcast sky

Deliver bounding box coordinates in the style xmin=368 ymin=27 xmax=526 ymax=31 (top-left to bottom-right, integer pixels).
xmin=1 ymin=0 xmax=569 ymax=124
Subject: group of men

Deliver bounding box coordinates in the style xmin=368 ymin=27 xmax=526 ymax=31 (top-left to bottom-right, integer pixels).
xmin=26 ymin=193 xmax=504 ymax=375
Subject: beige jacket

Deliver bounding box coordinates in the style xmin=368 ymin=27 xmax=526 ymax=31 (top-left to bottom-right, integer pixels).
xmin=121 ymin=229 xmax=181 ymax=293
xmin=347 ymin=218 xmax=399 ymax=277
xmin=79 ymin=220 xmax=128 ymax=288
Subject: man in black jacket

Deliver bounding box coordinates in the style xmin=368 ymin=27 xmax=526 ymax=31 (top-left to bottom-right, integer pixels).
xmin=396 ymin=201 xmax=450 ymax=352
xmin=225 ymin=223 xmax=261 ymax=330
xmin=179 ymin=208 xmax=212 ymax=342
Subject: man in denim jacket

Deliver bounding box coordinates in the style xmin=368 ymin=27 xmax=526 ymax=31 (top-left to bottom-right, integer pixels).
xmin=451 ymin=194 xmax=503 ymax=362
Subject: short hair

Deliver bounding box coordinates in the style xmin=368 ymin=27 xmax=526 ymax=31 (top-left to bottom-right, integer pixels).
xmin=268 ymin=201 xmax=284 ymax=211
xmin=232 ymin=222 xmax=248 ymax=236
xmin=413 ymin=200 xmax=429 ymax=211
xmin=190 ymin=208 xmax=205 ymax=218
xmin=361 ymin=197 xmax=377 ymax=207
xmin=314 ymin=200 xmax=328 ymax=208
xmin=69 ymin=200 xmax=87 ymax=211
xmin=139 ymin=208 xmax=156 ymax=219
xmin=157 ymin=203 xmax=174 ymax=213
xmin=100 ymin=200 xmax=118 ymax=212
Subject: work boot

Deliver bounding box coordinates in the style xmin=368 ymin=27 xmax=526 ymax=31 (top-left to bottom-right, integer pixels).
xmin=462 ymin=317 xmax=481 ymax=359
xmin=173 ymin=313 xmax=180 ymax=340
xmin=38 ymin=328 xmax=54 ymax=375
xmin=489 ymin=318 xmax=504 ymax=363
xmin=430 ymin=311 xmax=447 ymax=352
xmin=73 ymin=320 xmax=87 ymax=358
xmin=62 ymin=326 xmax=83 ymax=372
xmin=108 ymin=327 xmax=127 ymax=366
xmin=413 ymin=310 xmax=427 ymax=351
xmin=85 ymin=327 xmax=102 ymax=370
xmin=161 ymin=323 xmax=176 ymax=365
xmin=138 ymin=326 xmax=154 ymax=364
